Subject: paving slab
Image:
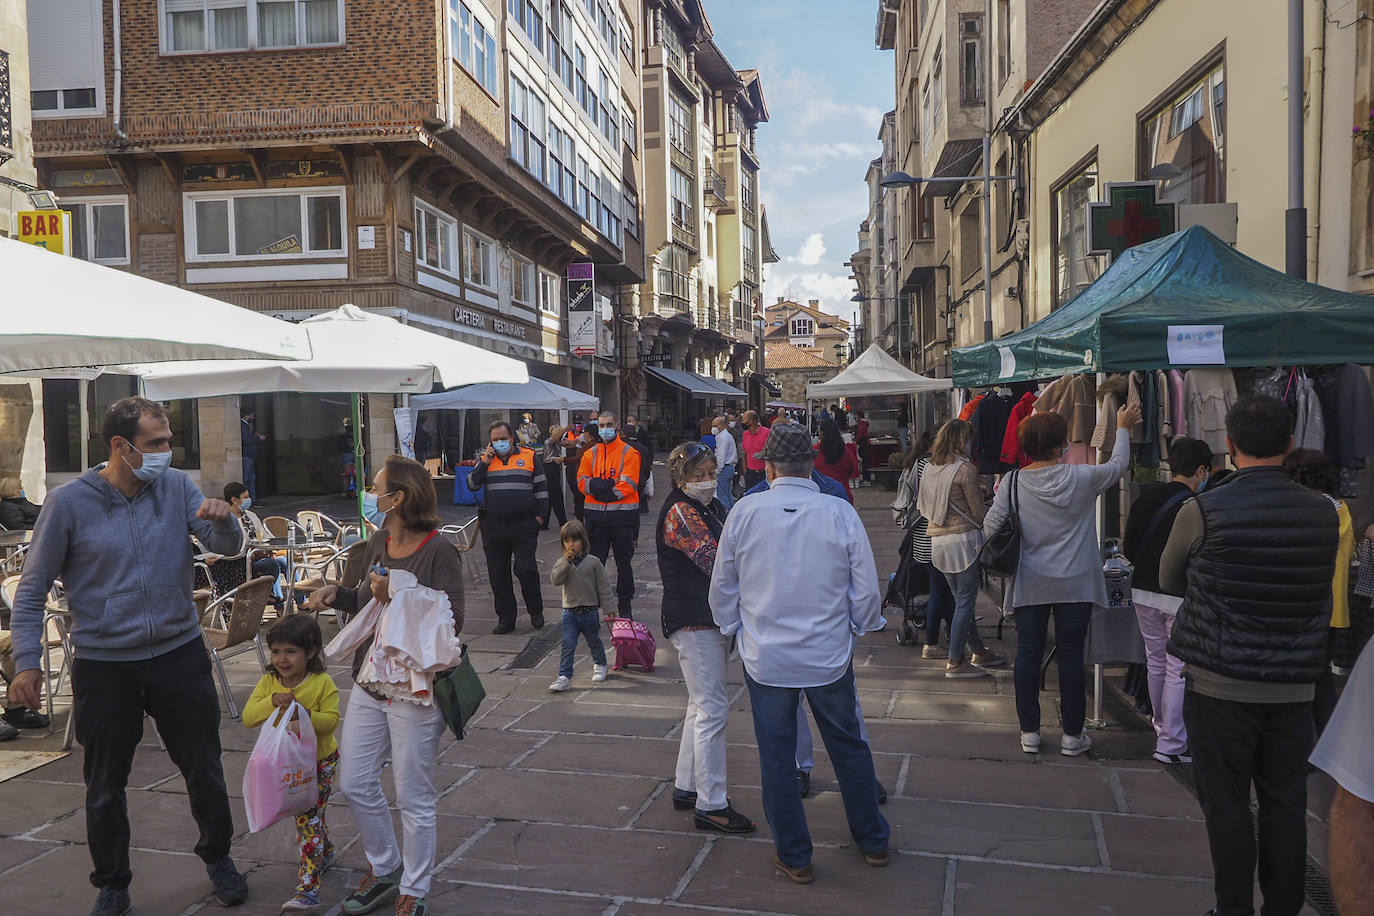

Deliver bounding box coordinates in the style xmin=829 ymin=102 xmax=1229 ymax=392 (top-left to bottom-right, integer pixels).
xmin=443 ymin=821 xmax=705 ymax=898
xmin=1099 ymin=813 xmax=1213 ymax=877
xmin=520 ymin=732 xmax=683 ymax=779
xmin=678 ymin=840 xmax=946 ymax=915
xmin=889 ymin=690 xmax=1023 ymax=726
xmin=37 ymin=787 xmax=223 ymax=851
xmin=0 ymin=844 xmax=216 ymax=913
xmin=216 ymin=861 xmax=361 ymax=915
xmin=439 ymin=728 xmax=550 ymax=769
xmin=426 ymin=880 xmax=611 ymax=915
xmin=952 ymin=859 xmax=1213 ymax=915
xmin=0 ymin=835 xmax=60 ymax=872
xmin=1111 ymin=766 xmax=1204 ymax=819
xmin=900 ymin=756 xmax=1119 ymax=811
xmin=0 ymin=777 xmax=86 ymax=833
xmin=438 ymin=767 xmax=660 ymax=828
xmin=512 ymin=700 xmax=684 ymax=737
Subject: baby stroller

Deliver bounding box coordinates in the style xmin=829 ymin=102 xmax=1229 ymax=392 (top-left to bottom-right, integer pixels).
xmin=883 ymin=526 xmax=931 ymax=646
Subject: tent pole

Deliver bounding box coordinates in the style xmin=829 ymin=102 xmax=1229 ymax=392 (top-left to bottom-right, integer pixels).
xmin=352 ymin=393 xmax=365 ymax=533
xmin=78 ymin=380 xmax=89 ymax=470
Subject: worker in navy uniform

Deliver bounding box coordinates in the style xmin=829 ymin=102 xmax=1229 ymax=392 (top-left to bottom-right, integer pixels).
xmin=467 ymin=420 xmax=550 ymax=634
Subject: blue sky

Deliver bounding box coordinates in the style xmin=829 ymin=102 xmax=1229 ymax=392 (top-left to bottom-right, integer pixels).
xmin=706 ymin=1 xmax=894 ymax=327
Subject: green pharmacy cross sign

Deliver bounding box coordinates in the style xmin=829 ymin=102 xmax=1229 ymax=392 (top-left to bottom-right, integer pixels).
xmin=1087 ymin=181 xmax=1178 ymax=261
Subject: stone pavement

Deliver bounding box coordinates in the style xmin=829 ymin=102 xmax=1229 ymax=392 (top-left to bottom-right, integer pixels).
xmin=0 ymin=471 xmax=1338 ymax=915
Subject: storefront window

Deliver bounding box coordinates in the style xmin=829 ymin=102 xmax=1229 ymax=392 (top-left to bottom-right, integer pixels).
xmin=42 ymin=378 xmax=200 ymax=472
xmin=1139 ymin=60 xmax=1225 ymax=205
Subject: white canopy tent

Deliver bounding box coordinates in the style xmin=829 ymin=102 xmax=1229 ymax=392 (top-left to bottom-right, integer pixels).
xmin=410 ymin=378 xmax=600 ymax=467
xmin=119 ymin=305 xmax=528 ymax=533
xmin=124 ymin=305 xmax=525 ymax=400
xmin=0 ymin=235 xmax=309 ymax=374
xmin=806 ymin=344 xmax=954 ymax=399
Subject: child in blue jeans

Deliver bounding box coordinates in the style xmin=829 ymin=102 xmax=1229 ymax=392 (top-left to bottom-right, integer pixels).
xmin=549 ymin=520 xmax=614 ymax=692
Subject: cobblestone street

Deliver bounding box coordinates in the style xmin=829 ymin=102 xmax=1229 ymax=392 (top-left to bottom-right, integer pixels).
xmin=0 ymin=476 xmax=1336 ymax=915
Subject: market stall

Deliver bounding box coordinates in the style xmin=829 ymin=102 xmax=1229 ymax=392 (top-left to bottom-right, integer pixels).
xmin=807 ymin=344 xmax=953 ymax=478
xmin=950 ymin=225 xmax=1374 ymax=726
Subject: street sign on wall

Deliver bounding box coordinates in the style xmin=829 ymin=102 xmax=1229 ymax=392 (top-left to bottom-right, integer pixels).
xmin=1087 ymin=181 xmax=1178 ymax=261
xmin=17 ymin=210 xmax=71 ymax=256
xmin=568 ymin=262 xmax=597 ymax=357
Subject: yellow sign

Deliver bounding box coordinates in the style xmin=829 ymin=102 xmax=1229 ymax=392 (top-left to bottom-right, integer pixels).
xmin=17 ymin=210 xmax=72 ymax=256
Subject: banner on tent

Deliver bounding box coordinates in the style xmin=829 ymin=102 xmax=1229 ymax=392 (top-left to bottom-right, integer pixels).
xmin=568 ymin=262 xmax=597 ymax=357
xmin=394 ymin=408 xmax=415 ymax=459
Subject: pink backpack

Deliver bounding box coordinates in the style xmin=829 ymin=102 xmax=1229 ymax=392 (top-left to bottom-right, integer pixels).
xmin=609 ymin=617 xmax=656 ymax=672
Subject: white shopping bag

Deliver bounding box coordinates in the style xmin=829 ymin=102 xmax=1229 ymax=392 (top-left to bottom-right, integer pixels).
xmin=242 ymin=700 xmax=317 ymax=833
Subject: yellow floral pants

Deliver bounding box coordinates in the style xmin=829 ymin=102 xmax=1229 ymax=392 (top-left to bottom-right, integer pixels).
xmin=296 ymin=751 xmax=339 ymax=894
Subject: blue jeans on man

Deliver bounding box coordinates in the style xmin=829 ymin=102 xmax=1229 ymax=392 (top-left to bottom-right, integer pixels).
xmin=559 ymin=607 xmax=607 ymax=678
xmin=745 ymin=664 xmax=889 ymax=867
xmin=716 ymin=464 xmax=735 ymax=510
xmin=241 ymin=457 xmax=257 ymax=501
xmin=251 ymin=555 xmax=289 ymax=602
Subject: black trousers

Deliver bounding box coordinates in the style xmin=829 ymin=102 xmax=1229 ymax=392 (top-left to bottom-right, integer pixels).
xmin=1183 ymin=689 xmax=1312 ymax=916
xmin=482 ymin=513 xmax=544 ymax=625
xmin=743 ymin=468 xmax=766 ymax=490
xmin=73 ymin=637 xmax=233 ymax=890
xmin=565 ymin=464 xmax=585 ymax=521
xmin=543 ymin=467 xmax=568 ymax=530
xmin=587 ymin=518 xmax=635 ymax=618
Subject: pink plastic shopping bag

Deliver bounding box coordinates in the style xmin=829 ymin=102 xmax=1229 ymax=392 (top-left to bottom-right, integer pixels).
xmin=242 ymin=700 xmax=317 ymax=833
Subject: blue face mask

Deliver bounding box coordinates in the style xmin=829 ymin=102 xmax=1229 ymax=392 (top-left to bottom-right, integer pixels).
xmin=362 ymin=491 xmax=391 ymax=527
xmin=1197 ymin=472 xmax=1210 ymax=493
xmin=124 ymin=444 xmax=173 ymax=483
xmin=493 ymin=439 xmax=512 ymax=456
xmin=599 ymin=426 xmax=616 ymax=442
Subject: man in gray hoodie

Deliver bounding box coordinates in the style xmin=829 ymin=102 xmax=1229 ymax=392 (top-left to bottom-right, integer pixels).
xmin=9 ymin=397 xmax=251 ymax=915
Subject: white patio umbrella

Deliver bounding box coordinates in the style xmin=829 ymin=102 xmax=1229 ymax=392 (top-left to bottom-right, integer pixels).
xmin=119 ymin=305 xmax=529 ymax=540
xmin=125 ymin=305 xmax=526 ymax=399
xmin=0 ymin=235 xmax=309 ymax=374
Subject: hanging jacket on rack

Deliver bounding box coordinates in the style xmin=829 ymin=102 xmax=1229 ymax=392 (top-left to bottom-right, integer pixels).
xmin=999 ymin=391 xmax=1037 ymax=467
xmin=1033 ymin=374 xmax=1096 ymax=444
xmin=1294 ymin=372 xmax=1326 ymax=451
xmin=1183 ymin=368 xmax=1238 ymax=453
xmin=971 ymin=392 xmax=1015 ymax=474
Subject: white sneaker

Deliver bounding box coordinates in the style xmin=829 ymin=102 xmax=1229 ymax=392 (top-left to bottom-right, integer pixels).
xmin=548 ymin=676 xmax=571 ymax=692
xmin=1020 ymin=731 xmax=1041 ymax=754
xmin=1061 ymin=732 xmax=1093 ymax=757
xmin=591 ymin=664 xmax=608 ymax=682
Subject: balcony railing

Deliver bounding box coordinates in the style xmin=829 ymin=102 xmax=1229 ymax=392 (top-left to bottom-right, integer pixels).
xmin=705 ymin=168 xmax=730 ymax=211
xmin=672 ymin=217 xmax=697 ymax=249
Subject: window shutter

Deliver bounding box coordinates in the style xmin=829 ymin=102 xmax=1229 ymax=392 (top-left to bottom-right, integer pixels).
xmin=28 ymin=0 xmax=103 ymax=100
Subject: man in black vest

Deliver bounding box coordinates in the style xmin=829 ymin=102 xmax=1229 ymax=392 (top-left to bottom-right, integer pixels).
xmin=1160 ymin=395 xmax=1338 ymax=916
xmin=468 ymin=420 xmax=549 ymax=634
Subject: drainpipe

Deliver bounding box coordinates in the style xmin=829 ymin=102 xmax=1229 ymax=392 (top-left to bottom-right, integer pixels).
xmin=1310 ymin=0 xmax=1328 ymax=280
xmin=441 ymin=3 xmax=454 ymax=129
xmin=1286 ymin=0 xmax=1306 ymax=279
xmin=112 ymin=0 xmax=131 ymax=143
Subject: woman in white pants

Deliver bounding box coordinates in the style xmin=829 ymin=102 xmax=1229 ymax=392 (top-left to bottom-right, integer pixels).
xmin=309 ymin=456 xmax=465 ymax=916
xmin=656 ymin=443 xmax=756 ymax=834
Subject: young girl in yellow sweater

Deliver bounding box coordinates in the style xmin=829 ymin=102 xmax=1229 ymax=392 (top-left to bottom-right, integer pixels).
xmin=243 ymin=615 xmax=340 ymax=912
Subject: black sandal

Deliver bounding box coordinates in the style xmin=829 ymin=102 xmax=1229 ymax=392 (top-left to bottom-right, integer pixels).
xmin=671 ymin=788 xmax=698 ymax=811
xmin=694 ymin=804 xmax=757 ymax=834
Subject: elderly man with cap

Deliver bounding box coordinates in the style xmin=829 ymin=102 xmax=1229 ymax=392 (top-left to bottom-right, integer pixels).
xmin=709 ymin=422 xmax=889 ymax=884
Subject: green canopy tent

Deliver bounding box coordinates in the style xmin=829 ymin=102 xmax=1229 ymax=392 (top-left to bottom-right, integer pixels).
xmin=953 ymin=226 xmax=1374 ymax=387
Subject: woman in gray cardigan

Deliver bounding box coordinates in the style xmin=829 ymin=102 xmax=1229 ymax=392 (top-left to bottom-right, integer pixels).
xmin=983 ymin=402 xmax=1140 ymax=757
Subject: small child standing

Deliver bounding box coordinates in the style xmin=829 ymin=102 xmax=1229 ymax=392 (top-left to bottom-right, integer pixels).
xmin=549 ymin=520 xmax=615 ymax=692
xmin=242 ymin=615 xmax=340 ymax=912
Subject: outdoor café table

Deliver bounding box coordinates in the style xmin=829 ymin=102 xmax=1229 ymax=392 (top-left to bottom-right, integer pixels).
xmin=246 ymin=534 xmax=334 ymax=612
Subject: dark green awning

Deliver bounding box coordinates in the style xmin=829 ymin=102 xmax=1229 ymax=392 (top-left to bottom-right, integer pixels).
xmin=953 ymin=226 xmax=1374 ymax=387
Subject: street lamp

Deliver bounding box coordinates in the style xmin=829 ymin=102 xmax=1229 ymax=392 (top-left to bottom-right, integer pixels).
xmin=881 ymin=159 xmax=1015 ymax=345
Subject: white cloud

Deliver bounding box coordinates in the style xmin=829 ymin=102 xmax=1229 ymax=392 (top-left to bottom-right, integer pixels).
xmin=794 ymin=233 xmax=826 ymax=266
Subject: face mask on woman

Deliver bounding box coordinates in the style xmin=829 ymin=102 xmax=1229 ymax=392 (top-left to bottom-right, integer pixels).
xmin=683 ymin=480 xmax=716 ymax=503
xmin=362 ymin=491 xmax=392 ymax=527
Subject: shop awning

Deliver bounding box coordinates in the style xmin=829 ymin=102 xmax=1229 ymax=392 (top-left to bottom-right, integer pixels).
xmin=953 ymin=226 xmax=1374 ymax=387
xmin=752 ymin=374 xmax=783 ymax=397
xmin=645 ymin=366 xmax=746 ymax=398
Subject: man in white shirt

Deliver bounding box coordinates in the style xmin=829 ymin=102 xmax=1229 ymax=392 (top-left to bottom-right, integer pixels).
xmin=712 ymin=415 xmax=738 ymax=510
xmin=709 ymin=422 xmax=888 ymax=884
xmin=1310 ymin=638 xmax=1374 ymax=915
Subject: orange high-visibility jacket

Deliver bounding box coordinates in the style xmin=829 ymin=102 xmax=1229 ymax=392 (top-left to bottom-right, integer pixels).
xmin=577 ymin=436 xmax=641 ymax=517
